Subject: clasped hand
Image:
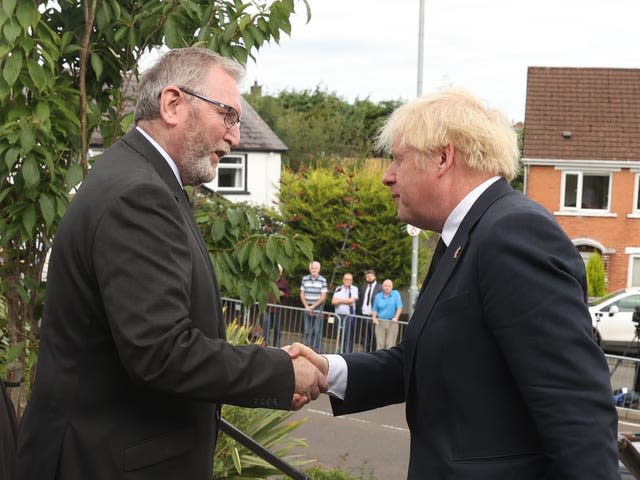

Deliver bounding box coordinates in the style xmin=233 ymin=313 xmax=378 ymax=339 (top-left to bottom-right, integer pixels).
xmin=282 ymin=343 xmax=329 ymax=410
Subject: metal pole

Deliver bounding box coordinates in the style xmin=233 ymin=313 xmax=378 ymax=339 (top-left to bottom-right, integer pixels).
xmin=417 ymin=0 xmax=425 ymax=97
xmin=409 ymin=0 xmax=425 ymax=316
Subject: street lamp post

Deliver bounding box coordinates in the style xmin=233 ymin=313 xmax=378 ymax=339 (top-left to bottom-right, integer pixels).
xmin=408 ymin=0 xmax=425 ymax=316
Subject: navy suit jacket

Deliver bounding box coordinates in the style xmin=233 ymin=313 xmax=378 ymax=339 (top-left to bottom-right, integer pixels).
xmin=17 ymin=129 xmax=295 ymax=480
xmin=332 ymin=179 xmax=619 ymax=479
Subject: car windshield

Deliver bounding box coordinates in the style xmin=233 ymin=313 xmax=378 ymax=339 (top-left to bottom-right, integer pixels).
xmin=590 ymin=289 xmax=630 ymax=307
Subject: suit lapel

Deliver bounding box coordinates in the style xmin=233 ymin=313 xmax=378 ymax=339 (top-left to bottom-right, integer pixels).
xmin=403 ymin=179 xmax=514 ymax=392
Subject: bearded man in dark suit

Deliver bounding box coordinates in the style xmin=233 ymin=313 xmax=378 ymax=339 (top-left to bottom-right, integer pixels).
xmin=287 ymin=88 xmax=619 ymax=479
xmin=17 ymin=48 xmax=326 ymax=480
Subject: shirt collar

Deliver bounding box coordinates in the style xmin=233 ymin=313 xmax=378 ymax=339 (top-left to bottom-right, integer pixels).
xmin=441 ymin=176 xmax=500 ymax=246
xmin=136 ymin=126 xmax=183 ymax=188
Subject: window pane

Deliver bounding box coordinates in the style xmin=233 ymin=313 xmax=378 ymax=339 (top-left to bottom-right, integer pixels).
xmin=581 ymin=174 xmax=608 ymax=209
xmin=637 ymin=176 xmax=640 ymax=210
xmin=633 ymin=258 xmax=640 ymax=287
xmin=564 ymin=174 xmax=578 ymax=207
xmin=217 ymin=155 xmax=245 ymax=190
xmin=616 ymin=294 xmax=640 ymax=312
xmin=220 ymin=157 xmax=242 ymax=166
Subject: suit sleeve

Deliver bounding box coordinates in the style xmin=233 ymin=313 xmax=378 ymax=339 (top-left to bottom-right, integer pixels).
xmin=479 ymin=209 xmax=619 ymax=477
xmin=330 ymin=345 xmax=406 ymax=415
xmin=93 ymin=181 xmax=294 ymax=408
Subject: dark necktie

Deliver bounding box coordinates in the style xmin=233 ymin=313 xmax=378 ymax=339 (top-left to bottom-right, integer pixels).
xmin=425 ymin=238 xmax=447 ymax=285
xmin=365 ymin=283 xmax=373 ymax=308
xmin=348 ymin=288 xmax=354 ymax=315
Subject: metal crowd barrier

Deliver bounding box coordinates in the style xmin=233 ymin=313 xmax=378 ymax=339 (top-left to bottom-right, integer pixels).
xmin=606 ymin=354 xmax=640 ymax=478
xmin=220 ymin=297 xmax=409 ymax=353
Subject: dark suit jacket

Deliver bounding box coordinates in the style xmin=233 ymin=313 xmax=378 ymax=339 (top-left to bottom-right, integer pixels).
xmin=356 ymin=282 xmax=383 ymax=316
xmin=332 ymin=179 xmax=619 ymax=479
xmin=17 ymin=129 xmax=295 ymax=480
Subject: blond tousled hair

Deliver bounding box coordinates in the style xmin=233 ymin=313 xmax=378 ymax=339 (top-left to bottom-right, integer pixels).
xmin=374 ymin=88 xmax=520 ymax=181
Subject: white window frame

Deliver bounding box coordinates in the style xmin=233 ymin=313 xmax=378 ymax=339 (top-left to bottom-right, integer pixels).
xmin=214 ymin=154 xmax=247 ymax=193
xmin=559 ymin=170 xmax=612 ymax=214
xmin=632 ymin=173 xmax=640 ymax=216
xmin=626 ymin=248 xmax=640 ymax=287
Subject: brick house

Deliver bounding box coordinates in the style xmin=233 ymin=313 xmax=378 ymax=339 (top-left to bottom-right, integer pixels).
xmin=522 ymin=67 xmax=640 ymax=292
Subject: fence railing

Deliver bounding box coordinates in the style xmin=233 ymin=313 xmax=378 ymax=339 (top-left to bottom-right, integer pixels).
xmin=221 ymin=297 xmax=409 ymax=353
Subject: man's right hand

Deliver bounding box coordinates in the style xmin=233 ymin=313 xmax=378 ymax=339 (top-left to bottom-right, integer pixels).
xmin=283 ymin=343 xmax=329 ymax=376
xmin=288 ymin=351 xmax=328 ymax=410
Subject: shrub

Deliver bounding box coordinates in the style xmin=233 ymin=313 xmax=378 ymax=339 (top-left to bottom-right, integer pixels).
xmin=213 ymin=321 xmax=314 ymax=479
xmin=586 ymin=252 xmax=607 ymax=298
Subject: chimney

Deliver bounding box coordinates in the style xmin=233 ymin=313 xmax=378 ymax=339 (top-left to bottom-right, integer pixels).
xmin=250 ymin=80 xmax=262 ymax=97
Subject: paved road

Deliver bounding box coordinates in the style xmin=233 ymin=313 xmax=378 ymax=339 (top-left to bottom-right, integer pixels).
xmin=288 ymin=395 xmax=640 ymax=479
xmin=288 ymin=395 xmax=409 ymax=478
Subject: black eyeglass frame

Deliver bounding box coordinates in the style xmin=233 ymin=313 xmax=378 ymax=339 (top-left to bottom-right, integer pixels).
xmin=179 ymin=87 xmax=242 ymax=129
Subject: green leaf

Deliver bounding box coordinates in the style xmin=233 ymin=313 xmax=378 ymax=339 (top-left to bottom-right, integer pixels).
xmin=211 ymin=218 xmax=225 ymax=241
xmin=21 ymin=157 xmax=40 ymax=189
xmin=16 ymin=1 xmax=38 ymax=30
xmin=230 ymin=46 xmax=247 ymax=66
xmin=34 ymin=101 xmax=51 ymax=124
xmin=19 ymin=125 xmax=35 ymax=153
xmin=38 ymin=193 xmax=55 ymax=228
xmin=2 ymin=18 xmax=20 ymax=43
xmin=4 ymin=146 xmax=20 ymax=169
xmin=296 ymin=237 xmax=313 ymax=261
xmin=265 ymin=235 xmax=278 ymax=261
xmin=22 ymin=204 xmax=35 ymax=235
xmin=283 ymin=237 xmax=294 ymax=256
xmin=90 ymin=52 xmax=103 ymax=80
xmin=248 ymin=243 xmax=263 ymax=270
xmin=27 ymin=59 xmax=46 ymax=91
xmin=257 ymin=17 xmax=269 ymax=33
xmin=2 ymin=0 xmax=16 ymax=17
xmin=2 ymin=49 xmax=22 ymax=86
xmin=227 ymin=208 xmax=243 ymax=227
xmin=236 ymin=243 xmax=250 ymax=266
xmin=64 ymin=162 xmax=84 ymax=190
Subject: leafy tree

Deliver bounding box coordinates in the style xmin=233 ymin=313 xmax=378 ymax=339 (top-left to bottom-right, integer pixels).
xmin=245 ymin=88 xmax=402 ymax=170
xmin=586 ymin=252 xmax=607 ymax=298
xmin=0 ymin=0 xmax=310 ymax=416
xmin=193 ymin=192 xmax=312 ymax=312
xmin=278 ymin=166 xmax=425 ymax=291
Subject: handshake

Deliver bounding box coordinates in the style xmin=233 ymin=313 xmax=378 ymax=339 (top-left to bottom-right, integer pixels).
xmin=282 ymin=343 xmax=329 ymax=410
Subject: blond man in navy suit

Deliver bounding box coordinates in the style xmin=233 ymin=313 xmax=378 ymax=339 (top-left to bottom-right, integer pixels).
xmin=287 ymin=88 xmax=619 ymax=479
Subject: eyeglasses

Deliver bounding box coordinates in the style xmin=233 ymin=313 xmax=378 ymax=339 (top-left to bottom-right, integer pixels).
xmin=180 ymin=88 xmax=242 ymax=129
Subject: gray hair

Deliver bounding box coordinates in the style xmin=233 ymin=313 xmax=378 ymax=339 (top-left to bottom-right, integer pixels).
xmin=134 ymin=48 xmax=245 ymax=123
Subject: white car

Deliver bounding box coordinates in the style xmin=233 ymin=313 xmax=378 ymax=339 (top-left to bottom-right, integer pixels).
xmin=590 ymin=288 xmax=640 ymax=354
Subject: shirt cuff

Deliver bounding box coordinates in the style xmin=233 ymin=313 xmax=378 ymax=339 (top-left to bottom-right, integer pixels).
xmin=325 ymin=354 xmax=348 ymax=400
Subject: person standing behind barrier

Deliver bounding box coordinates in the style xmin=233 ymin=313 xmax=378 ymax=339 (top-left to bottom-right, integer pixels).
xmin=331 ymin=273 xmax=359 ymax=353
xmin=300 ymin=261 xmax=327 ymax=351
xmin=263 ymin=264 xmax=289 ymax=347
xmin=371 ymin=279 xmax=403 ymax=350
xmin=357 ymin=269 xmax=383 ymax=351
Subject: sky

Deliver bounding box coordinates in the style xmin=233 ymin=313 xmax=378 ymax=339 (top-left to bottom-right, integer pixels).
xmin=242 ymin=0 xmax=639 ymax=122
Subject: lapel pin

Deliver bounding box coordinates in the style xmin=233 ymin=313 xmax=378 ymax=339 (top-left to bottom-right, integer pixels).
xmin=453 ymin=246 xmax=462 ymax=259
